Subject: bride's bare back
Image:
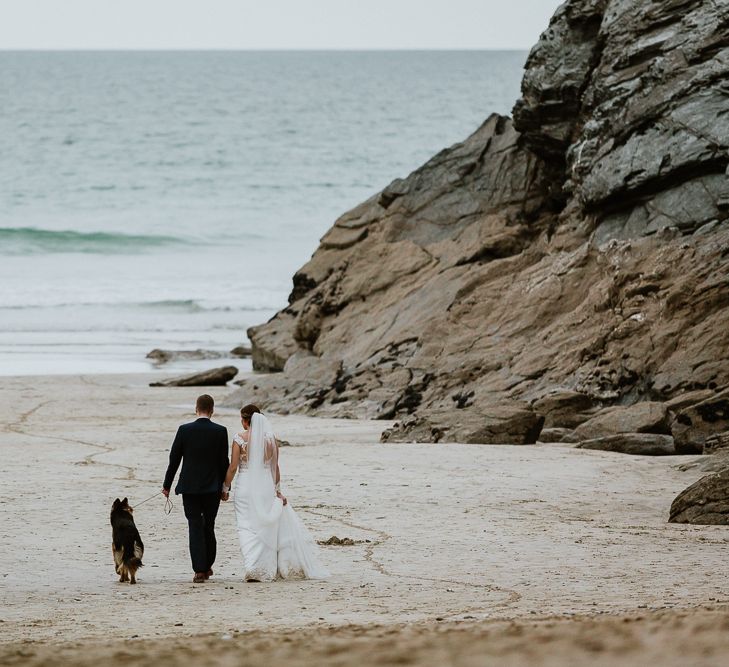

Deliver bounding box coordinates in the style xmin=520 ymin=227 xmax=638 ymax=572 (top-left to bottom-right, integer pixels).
xmin=230 ymin=430 xmax=277 ymax=470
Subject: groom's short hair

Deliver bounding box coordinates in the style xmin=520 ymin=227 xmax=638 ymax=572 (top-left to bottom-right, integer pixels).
xmin=196 ymin=394 xmax=214 ymax=415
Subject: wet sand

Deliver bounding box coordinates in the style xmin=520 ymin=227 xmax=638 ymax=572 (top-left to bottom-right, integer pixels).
xmin=5 ymin=607 xmax=729 ymax=667
xmin=1 ymin=373 xmax=727 ymax=663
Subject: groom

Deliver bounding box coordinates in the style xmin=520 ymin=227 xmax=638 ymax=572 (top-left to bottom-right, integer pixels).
xmin=162 ymin=394 xmax=229 ymax=583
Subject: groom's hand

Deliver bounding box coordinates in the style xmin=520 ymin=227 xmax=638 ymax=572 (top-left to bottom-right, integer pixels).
xmin=162 ymin=488 xmax=170 ymax=498
xmin=221 ymin=491 xmax=229 ymax=502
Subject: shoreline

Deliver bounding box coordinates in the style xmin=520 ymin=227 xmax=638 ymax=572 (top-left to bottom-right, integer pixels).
xmin=2 ymin=372 xmax=726 ymax=656
xmin=0 ymin=353 xmax=254 ymax=379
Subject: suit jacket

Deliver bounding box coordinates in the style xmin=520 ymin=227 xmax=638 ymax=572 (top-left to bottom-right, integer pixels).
xmin=163 ymin=417 xmax=229 ymax=495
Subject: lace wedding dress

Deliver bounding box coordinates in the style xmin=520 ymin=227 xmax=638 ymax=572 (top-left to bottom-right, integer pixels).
xmin=233 ymin=413 xmax=329 ymax=581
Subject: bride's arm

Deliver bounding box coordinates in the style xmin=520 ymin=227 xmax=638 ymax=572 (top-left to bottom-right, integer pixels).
xmin=223 ymin=442 xmax=241 ymax=491
xmin=267 ymin=436 xmax=287 ymax=505
xmin=274 ymin=446 xmax=281 ymax=488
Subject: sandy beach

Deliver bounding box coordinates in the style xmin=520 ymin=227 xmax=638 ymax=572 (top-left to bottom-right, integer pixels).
xmin=1 ymin=372 xmax=728 ymax=664
xmin=4 ymin=0 xmax=727 ymax=663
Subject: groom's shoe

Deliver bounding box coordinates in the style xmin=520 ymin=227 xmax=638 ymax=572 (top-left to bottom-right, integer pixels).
xmin=192 ymin=572 xmax=207 ymax=583
xmin=205 ymin=569 xmax=213 ymax=580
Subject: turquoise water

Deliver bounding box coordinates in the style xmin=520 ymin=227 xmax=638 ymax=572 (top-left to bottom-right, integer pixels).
xmin=0 ymin=51 xmax=526 ymax=375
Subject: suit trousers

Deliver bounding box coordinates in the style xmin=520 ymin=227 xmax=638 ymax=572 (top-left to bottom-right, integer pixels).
xmin=182 ymin=492 xmax=221 ymax=573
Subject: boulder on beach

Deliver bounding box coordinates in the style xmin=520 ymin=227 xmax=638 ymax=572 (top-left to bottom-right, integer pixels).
xmin=577 ymin=433 xmax=675 ymax=456
xmin=230 ymin=345 xmax=252 ymax=358
xmin=382 ymin=404 xmax=544 ymax=445
xmin=150 ymin=366 xmax=239 ymax=387
xmin=671 ymin=388 xmax=729 ymax=455
xmin=537 ymin=427 xmax=579 ymax=444
xmin=669 ymin=468 xmax=729 ymax=525
xmin=573 ymin=402 xmax=670 ymax=442
xmin=224 ymin=0 xmax=729 ymax=437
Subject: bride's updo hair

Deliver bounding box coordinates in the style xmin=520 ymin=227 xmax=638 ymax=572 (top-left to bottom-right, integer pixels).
xmin=240 ymin=404 xmax=261 ymax=424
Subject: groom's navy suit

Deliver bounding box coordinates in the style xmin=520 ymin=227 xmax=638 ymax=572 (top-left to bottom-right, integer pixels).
xmin=163 ymin=417 xmax=229 ymax=574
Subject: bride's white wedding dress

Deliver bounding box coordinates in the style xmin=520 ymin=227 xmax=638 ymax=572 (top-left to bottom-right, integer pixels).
xmin=233 ymin=413 xmax=329 ymax=581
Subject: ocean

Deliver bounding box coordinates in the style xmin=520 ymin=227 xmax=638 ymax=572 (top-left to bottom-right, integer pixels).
xmin=0 ymin=50 xmax=526 ymax=376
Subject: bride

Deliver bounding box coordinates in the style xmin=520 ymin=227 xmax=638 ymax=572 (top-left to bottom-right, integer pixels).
xmin=222 ymin=404 xmax=329 ymax=581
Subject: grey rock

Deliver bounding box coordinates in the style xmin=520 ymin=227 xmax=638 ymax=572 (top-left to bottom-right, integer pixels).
xmin=672 ymin=388 xmax=729 ymax=454
xmin=694 ymin=220 xmax=721 ymax=237
xmin=669 ymin=468 xmax=729 ymax=525
xmin=150 ymin=366 xmax=238 ymax=387
xmin=564 ymin=0 xmax=729 ymax=226
xmin=230 ymin=345 xmax=252 ymax=358
xmin=513 ymin=0 xmax=607 ymax=162
xmin=577 ymin=433 xmax=675 ymax=456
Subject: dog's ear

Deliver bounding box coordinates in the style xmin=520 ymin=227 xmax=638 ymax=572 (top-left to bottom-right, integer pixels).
xmin=122 ymin=497 xmax=128 ymax=506
xmin=113 ymin=498 xmax=120 ymax=508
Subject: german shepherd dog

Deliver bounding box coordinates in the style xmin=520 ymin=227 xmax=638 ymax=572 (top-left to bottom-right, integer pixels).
xmin=110 ymin=497 xmax=144 ymax=584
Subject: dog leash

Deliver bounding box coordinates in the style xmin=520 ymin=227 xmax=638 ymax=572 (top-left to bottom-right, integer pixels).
xmin=133 ymin=490 xmax=174 ymax=515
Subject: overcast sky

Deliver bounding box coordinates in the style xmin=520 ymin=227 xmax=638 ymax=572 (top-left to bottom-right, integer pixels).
xmin=1 ymin=0 xmax=563 ymax=50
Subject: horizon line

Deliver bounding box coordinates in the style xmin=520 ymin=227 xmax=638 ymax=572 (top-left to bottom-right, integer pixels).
xmin=0 ymin=47 xmax=530 ymax=53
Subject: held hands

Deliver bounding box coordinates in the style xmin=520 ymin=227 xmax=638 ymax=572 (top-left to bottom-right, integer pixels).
xmin=221 ymin=491 xmax=230 ymax=502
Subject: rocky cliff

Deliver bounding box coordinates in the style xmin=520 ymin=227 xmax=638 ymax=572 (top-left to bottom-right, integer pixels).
xmin=229 ymin=0 xmax=729 ymax=447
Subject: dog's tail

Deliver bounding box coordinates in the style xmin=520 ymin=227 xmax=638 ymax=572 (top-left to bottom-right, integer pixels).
xmin=123 ymin=536 xmax=144 ymax=568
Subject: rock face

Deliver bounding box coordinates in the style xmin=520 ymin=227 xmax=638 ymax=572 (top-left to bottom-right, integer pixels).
xmin=669 ymin=469 xmax=729 ymax=525
xmin=577 ymin=433 xmax=675 ymax=456
xmin=229 ymin=0 xmax=729 ymax=444
xmin=150 ymin=366 xmax=239 ymax=387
